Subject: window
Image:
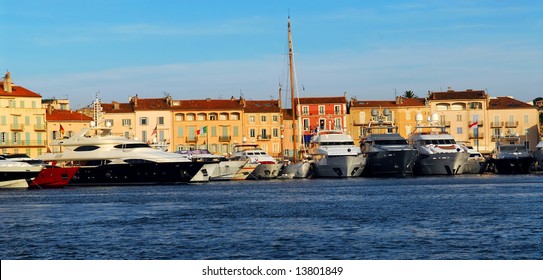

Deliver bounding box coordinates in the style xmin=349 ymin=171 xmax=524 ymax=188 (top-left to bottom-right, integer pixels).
xmin=436 ymin=103 xmax=449 ymax=110
xmin=272 ymin=115 xmax=279 ymax=122
xmin=209 ymin=113 xmax=217 ymax=121
xmin=302 ymin=106 xmax=309 ymax=115
xmin=122 ymin=119 xmax=131 ymax=126
xmin=211 ymin=126 xmax=217 ymax=137
xmin=249 ymin=116 xmax=256 ymax=123
xmin=233 ymin=126 xmax=239 ymax=137
xmin=334 ymin=105 xmax=341 ymax=115
xmin=335 ymin=118 xmax=341 ymax=130
xmin=303 ymin=118 xmax=310 ymax=130
xmin=273 ymin=128 xmax=279 ymax=138
xmin=186 ymin=114 xmax=195 ymax=121
xmin=231 ymin=113 xmax=240 ymax=120
xmin=140 ymin=117 xmax=148 ymax=125
xmin=524 ymin=114 xmax=529 ymax=124
xmin=469 ymin=102 xmax=482 ymax=110
xmin=405 ymin=111 xmax=411 ymax=121
xmin=451 ymin=103 xmax=465 ymax=110
xmin=261 ymin=116 xmax=267 ymax=123
xmin=141 ymin=131 xmax=147 ymax=142
xmin=261 ymin=129 xmax=267 ymax=138
xmin=219 ymin=113 xmax=228 ymax=120
xmin=1 ymin=132 xmax=6 ymax=143
xmin=456 ymin=115 xmax=462 ymax=121
xmin=32 ymin=101 xmax=37 ymax=109
xmin=1 ymin=116 xmax=5 ymax=125
xmin=158 ymin=116 xmax=165 ymax=125
xmin=318 ymin=105 xmax=325 ymax=115
xmin=196 ymin=114 xmax=205 ymax=121
xmin=25 ymin=116 xmax=30 ymax=125
xmin=175 ymin=114 xmax=184 ymax=121
xmin=177 ymin=127 xmax=184 ymax=137
xmin=249 ymin=129 xmax=256 ymax=138
xmin=457 ymin=127 xmax=463 ymax=134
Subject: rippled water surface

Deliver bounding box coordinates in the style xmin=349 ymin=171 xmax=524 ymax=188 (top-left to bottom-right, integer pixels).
xmin=1 ymin=175 xmax=542 ymax=259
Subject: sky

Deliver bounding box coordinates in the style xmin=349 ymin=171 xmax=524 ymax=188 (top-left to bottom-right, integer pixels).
xmin=2 ymin=0 xmax=542 ymax=108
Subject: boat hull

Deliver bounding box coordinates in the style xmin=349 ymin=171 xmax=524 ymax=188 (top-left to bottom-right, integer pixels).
xmin=414 ymin=152 xmax=469 ymax=175
xmin=490 ymin=157 xmax=533 ymax=174
xmin=68 ymin=161 xmax=204 ymax=186
xmin=0 ymin=165 xmax=43 ymax=188
xmin=461 ymin=159 xmax=487 ymax=174
xmin=247 ymin=163 xmax=283 ymax=180
xmin=29 ymin=166 xmax=80 ymax=189
xmin=208 ymin=160 xmax=246 ymax=181
xmin=311 ymin=156 xmax=365 ymax=178
xmin=280 ymin=161 xmax=312 ymax=179
xmin=230 ymin=162 xmax=258 ymax=181
xmin=190 ymin=163 xmax=220 ymax=182
xmin=363 ymin=149 xmax=417 ymax=177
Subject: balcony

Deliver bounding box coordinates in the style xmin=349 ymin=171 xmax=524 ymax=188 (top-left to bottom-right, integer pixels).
xmin=219 ymin=136 xmax=231 ymax=142
xmin=34 ymin=124 xmax=47 ymax=131
xmin=505 ymin=121 xmax=518 ymax=128
xmin=440 ymin=121 xmax=451 ymax=127
xmin=10 ymin=124 xmax=24 ymax=131
xmin=257 ymin=135 xmax=271 ymax=141
xmin=469 ymin=132 xmax=484 ymax=139
xmin=467 ymin=120 xmax=483 ymax=127
xmin=0 ymin=141 xmax=46 ymax=147
xmin=490 ymin=121 xmax=503 ymax=128
xmin=185 ymin=136 xmax=197 ymax=143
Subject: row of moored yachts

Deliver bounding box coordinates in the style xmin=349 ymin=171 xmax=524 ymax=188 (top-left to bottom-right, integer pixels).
xmin=1 ymin=115 xmax=542 ymax=189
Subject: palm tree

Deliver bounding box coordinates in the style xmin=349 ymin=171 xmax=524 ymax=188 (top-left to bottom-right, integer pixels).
xmin=403 ymin=90 xmax=417 ymax=98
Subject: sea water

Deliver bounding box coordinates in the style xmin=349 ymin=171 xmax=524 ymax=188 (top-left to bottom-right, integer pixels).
xmin=0 ymin=175 xmax=542 ymax=259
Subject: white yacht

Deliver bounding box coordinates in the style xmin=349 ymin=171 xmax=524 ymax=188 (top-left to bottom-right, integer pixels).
xmin=0 ymin=154 xmax=44 ymax=188
xmin=458 ymin=143 xmax=487 ymax=174
xmin=229 ymin=143 xmax=283 ymax=180
xmin=307 ymin=130 xmax=365 ymax=178
xmin=176 ymin=149 xmax=254 ymax=182
xmin=38 ymin=99 xmax=204 ymax=186
xmin=408 ymin=113 xmax=469 ymax=175
xmin=360 ymin=109 xmax=417 ymax=177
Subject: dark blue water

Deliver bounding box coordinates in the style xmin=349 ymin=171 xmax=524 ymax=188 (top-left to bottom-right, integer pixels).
xmin=1 ymin=175 xmax=542 ymax=260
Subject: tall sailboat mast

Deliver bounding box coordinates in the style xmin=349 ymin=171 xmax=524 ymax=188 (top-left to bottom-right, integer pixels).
xmin=288 ymin=16 xmax=299 ymax=162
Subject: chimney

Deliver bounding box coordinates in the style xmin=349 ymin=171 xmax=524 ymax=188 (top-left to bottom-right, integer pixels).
xmin=113 ymin=101 xmax=120 ymax=110
xmin=47 ymin=104 xmax=53 ymax=115
xmin=3 ymin=71 xmax=12 ymax=93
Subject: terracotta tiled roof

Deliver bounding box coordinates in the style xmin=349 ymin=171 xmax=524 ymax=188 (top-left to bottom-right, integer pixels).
xmin=0 ymin=82 xmax=42 ymax=98
xmin=46 ymin=109 xmax=93 ymax=122
xmin=294 ymin=96 xmax=347 ymax=105
xmin=428 ymin=90 xmax=487 ymax=100
xmin=281 ymin=108 xmax=293 ymax=119
xmin=488 ymin=97 xmax=535 ymax=110
xmin=134 ymin=98 xmax=172 ymax=110
xmin=102 ymin=102 xmax=135 ymax=113
xmin=244 ymin=100 xmax=280 ymax=113
xmin=173 ymin=98 xmax=245 ymax=111
xmin=351 ymin=98 xmax=426 ymax=108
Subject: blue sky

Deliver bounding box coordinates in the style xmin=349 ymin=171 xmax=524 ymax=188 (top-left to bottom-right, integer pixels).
xmin=2 ymin=0 xmax=542 ymax=107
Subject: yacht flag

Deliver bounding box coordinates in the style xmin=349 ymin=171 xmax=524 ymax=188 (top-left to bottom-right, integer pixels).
xmin=59 ymin=124 xmax=65 ymax=136
xmin=469 ymin=121 xmax=478 ymax=129
xmin=151 ymin=125 xmax=157 ymax=136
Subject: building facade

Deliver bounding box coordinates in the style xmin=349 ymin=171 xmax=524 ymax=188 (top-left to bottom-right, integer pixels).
xmin=0 ymin=72 xmax=47 ymax=157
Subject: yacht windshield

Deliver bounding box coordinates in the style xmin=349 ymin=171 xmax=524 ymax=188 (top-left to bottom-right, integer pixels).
xmin=374 ymin=140 xmax=407 ymax=145
xmin=321 ymin=141 xmax=354 ymax=146
xmin=114 ymin=143 xmax=151 ymax=149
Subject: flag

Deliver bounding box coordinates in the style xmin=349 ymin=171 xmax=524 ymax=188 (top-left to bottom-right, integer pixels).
xmin=151 ymin=125 xmax=157 ymax=136
xmin=469 ymin=121 xmax=478 ymax=129
xmin=59 ymin=124 xmax=65 ymax=135
xmin=197 ymin=126 xmax=207 ymax=136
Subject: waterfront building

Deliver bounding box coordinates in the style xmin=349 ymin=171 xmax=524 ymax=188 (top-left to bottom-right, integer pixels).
xmin=292 ymin=95 xmax=349 ymax=155
xmin=45 ymin=106 xmax=93 ymax=153
xmin=425 ymin=89 xmax=491 ymax=153
xmin=243 ymin=99 xmax=282 ymax=157
xmin=171 ymin=97 xmax=245 ymax=155
xmin=487 ymin=96 xmax=539 ymax=151
xmin=100 ymin=99 xmax=137 ymax=139
xmin=0 ymin=72 xmax=47 ymax=157
xmin=349 ymin=96 xmax=429 ymax=145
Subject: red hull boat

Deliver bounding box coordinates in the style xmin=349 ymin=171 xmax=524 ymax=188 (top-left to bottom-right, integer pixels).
xmin=29 ymin=166 xmax=80 ymax=189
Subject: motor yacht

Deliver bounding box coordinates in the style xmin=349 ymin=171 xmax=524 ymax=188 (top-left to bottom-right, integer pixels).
xmin=408 ymin=113 xmax=469 ymax=175
xmin=307 ymin=130 xmax=365 ymax=178
xmin=229 ymin=143 xmax=283 ymax=180
xmin=489 ymin=136 xmax=533 ymax=174
xmin=360 ymin=109 xmax=417 ymax=177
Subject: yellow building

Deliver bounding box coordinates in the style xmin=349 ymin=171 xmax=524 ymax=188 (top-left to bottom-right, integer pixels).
xmin=171 ymin=97 xmax=245 ymax=155
xmin=0 ymin=72 xmax=47 ymax=157
xmin=349 ymin=96 xmax=430 ymax=144
xmin=45 ymin=107 xmax=93 ymax=153
xmin=488 ymin=96 xmax=540 ymax=151
xmin=243 ymin=99 xmax=282 ymax=157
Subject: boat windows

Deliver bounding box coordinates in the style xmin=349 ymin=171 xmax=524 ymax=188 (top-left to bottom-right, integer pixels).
xmin=124 ymin=159 xmax=155 ymax=164
xmin=114 ymin=143 xmax=151 ymax=149
xmin=423 ymin=139 xmax=456 ymax=145
xmin=374 ymin=140 xmax=408 ymax=145
xmin=74 ymin=146 xmax=100 ymax=152
xmin=321 ymin=141 xmax=355 ymax=146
